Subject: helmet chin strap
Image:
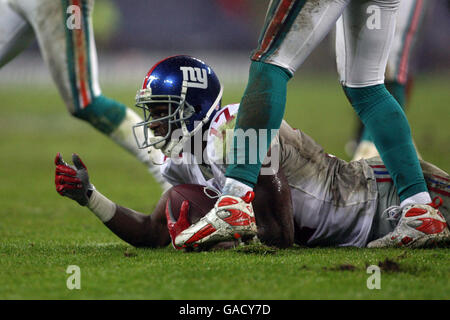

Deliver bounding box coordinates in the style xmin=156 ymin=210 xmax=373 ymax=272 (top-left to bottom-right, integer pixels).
xmin=161 ymin=140 xmax=179 ymax=157
xmin=149 ymin=136 xmax=167 ymax=149
xmin=147 ymin=135 xmax=179 ymax=158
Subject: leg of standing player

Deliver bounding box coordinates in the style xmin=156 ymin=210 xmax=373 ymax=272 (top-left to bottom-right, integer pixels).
xmin=0 ymin=0 xmax=35 ymax=67
xmin=336 ymin=0 xmax=431 ymax=208
xmin=223 ymin=0 xmax=350 ymax=197
xmin=2 ymin=0 xmax=169 ymax=191
xmin=352 ymin=0 xmax=428 ymax=160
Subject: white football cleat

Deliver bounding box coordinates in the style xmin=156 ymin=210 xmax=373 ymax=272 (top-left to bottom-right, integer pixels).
xmin=367 ymin=197 xmax=450 ymax=248
xmin=174 ymin=191 xmax=257 ymax=248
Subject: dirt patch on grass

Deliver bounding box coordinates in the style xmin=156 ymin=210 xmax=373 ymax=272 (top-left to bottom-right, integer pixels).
xmin=124 ymin=248 xmax=138 ymax=257
xmin=323 ymin=264 xmax=357 ymax=271
xmin=377 ymin=258 xmax=401 ymax=272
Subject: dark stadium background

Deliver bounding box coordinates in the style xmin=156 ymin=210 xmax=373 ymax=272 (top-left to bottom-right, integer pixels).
xmin=1 ymin=0 xmax=449 ymax=86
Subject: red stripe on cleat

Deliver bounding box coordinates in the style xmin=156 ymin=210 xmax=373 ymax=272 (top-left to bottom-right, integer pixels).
xmin=405 ymin=208 xmax=427 ymax=217
xmin=218 ymin=198 xmax=239 ymax=207
xmin=185 ymin=224 xmax=217 ymax=245
xmin=224 ymin=210 xmax=252 ymax=226
xmin=415 ymin=218 xmax=447 ymax=234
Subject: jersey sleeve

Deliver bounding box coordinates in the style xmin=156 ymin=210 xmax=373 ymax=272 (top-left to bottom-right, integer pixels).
xmin=205 ymin=104 xmax=239 ymax=185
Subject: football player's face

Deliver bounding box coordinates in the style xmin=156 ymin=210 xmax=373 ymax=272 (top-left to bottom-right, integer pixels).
xmin=148 ymin=104 xmax=169 ymax=137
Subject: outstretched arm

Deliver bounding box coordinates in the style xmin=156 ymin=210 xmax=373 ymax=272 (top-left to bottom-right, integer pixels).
xmin=54 ymin=153 xmax=170 ymax=248
xmin=103 ymin=196 xmax=170 ymax=248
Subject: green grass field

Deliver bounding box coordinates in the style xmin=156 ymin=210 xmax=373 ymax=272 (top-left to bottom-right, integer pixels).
xmin=0 ymin=75 xmax=449 ymax=299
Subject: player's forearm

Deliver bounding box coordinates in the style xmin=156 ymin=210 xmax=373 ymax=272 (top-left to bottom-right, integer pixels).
xmin=104 ymin=205 xmax=161 ymax=248
xmin=87 ymin=190 xmax=169 ymax=248
xmin=254 ymin=171 xmax=294 ymax=248
xmin=266 ymin=172 xmax=295 ymax=247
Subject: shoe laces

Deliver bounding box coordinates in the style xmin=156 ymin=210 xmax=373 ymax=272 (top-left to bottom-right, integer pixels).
xmin=382 ymin=205 xmax=402 ymax=221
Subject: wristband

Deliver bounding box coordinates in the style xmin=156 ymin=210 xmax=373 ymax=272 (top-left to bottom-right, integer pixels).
xmin=87 ymin=190 xmax=116 ymax=223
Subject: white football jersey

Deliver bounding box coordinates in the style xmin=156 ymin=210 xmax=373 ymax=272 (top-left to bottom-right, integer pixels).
xmin=161 ymin=104 xmax=379 ymax=247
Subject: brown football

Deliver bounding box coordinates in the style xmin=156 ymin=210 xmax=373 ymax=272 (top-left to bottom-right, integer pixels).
xmin=166 ymin=184 xmax=219 ymax=224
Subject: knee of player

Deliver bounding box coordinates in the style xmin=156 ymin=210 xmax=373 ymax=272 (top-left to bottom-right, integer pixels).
xmin=72 ymin=95 xmax=127 ymax=134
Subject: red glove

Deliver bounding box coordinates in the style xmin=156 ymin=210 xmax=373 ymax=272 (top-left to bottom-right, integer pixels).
xmin=55 ymin=152 xmax=94 ymax=206
xmin=165 ymin=200 xmax=190 ymax=249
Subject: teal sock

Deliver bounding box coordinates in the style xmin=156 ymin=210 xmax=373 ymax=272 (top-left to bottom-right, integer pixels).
xmin=359 ymin=81 xmax=406 ymax=143
xmin=343 ymin=84 xmax=427 ymax=201
xmin=225 ymin=61 xmax=292 ymax=187
xmin=385 ymin=81 xmax=406 ymax=108
xmin=74 ymin=95 xmax=127 ymax=135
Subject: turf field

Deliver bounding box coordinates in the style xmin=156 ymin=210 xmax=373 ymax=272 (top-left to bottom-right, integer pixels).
xmin=0 ymin=74 xmax=449 ymax=299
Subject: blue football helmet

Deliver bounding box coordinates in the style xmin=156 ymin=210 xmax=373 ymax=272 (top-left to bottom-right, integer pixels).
xmin=133 ymin=55 xmax=223 ymax=157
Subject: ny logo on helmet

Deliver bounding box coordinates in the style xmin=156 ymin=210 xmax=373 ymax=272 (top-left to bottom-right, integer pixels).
xmin=180 ymin=66 xmax=208 ymax=89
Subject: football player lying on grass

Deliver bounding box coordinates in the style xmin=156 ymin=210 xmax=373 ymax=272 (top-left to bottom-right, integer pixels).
xmin=55 ymin=55 xmax=450 ymax=250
